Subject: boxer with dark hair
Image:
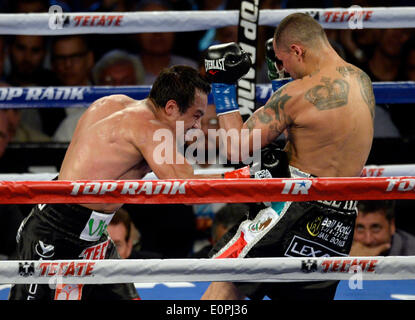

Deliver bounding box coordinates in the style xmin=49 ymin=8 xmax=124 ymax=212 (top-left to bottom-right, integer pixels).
xmin=10 ymin=65 xmax=241 ymax=300
xmin=202 ymin=13 xmax=374 ymax=300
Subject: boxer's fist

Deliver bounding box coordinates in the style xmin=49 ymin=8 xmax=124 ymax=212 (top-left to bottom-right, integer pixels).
xmin=205 ymin=42 xmax=252 ymax=84
xmin=265 ymin=38 xmax=292 ymax=91
xmin=252 ymin=143 xmax=290 ymax=179
xmin=265 ymin=38 xmax=282 ymax=81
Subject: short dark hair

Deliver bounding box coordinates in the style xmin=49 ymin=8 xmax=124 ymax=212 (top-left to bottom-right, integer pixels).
xmin=149 ymin=65 xmax=211 ymax=114
xmin=274 ymin=13 xmax=328 ymax=50
xmin=357 ymin=200 xmax=396 ymax=222
xmin=110 ymin=208 xmax=132 ymax=241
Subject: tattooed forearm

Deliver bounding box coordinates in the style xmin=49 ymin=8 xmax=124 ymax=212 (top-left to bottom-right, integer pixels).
xmin=257 ymin=109 xmax=272 ymax=124
xmin=263 ymin=90 xmax=292 ymax=121
xmin=246 ymin=114 xmax=257 ymax=132
xmin=305 ymin=76 xmax=349 ymax=110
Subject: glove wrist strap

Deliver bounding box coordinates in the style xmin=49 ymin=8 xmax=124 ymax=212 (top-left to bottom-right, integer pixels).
xmin=212 ymin=83 xmax=239 ymax=116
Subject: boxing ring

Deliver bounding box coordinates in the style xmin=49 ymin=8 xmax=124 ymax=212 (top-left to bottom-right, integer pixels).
xmin=1 ymin=6 xmax=415 ymax=302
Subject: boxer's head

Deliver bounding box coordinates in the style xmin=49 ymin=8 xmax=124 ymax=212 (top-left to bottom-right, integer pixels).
xmin=273 ymin=13 xmax=330 ymax=79
xmin=149 ymin=65 xmax=211 ymax=133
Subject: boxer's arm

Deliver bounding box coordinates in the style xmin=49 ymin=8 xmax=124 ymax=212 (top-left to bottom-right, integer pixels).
xmin=218 ymin=86 xmax=293 ymax=161
xmin=206 ymin=42 xmax=294 ymax=162
xmin=136 ymin=123 xmax=222 ymax=179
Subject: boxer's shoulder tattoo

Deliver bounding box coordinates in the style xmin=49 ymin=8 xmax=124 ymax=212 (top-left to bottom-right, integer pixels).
xmin=336 ymin=66 xmax=355 ymax=77
xmin=357 ymin=70 xmax=375 ymax=119
xmin=336 ymin=66 xmax=375 ymax=119
xmin=263 ymin=89 xmax=292 ymax=121
xmin=305 ymin=76 xmax=349 ymax=110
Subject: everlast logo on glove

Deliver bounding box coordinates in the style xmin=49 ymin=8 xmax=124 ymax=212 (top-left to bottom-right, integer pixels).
xmin=204 ymin=42 xmax=252 ymax=84
xmin=205 ymin=58 xmax=226 ymax=73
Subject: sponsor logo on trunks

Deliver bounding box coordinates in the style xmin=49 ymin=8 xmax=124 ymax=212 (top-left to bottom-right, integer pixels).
xmin=285 ymin=235 xmax=347 ymax=257
xmin=281 ymin=179 xmax=312 ymax=194
xmin=70 ymin=181 xmax=187 ymax=195
xmin=386 ymin=178 xmax=415 ymax=192
xmin=248 ymin=217 xmax=272 ymax=233
xmin=306 ymin=217 xmax=353 ymax=248
xmin=19 ymin=262 xmax=35 ymax=277
xmin=80 ymin=212 xmax=114 ymax=242
xmin=205 ymin=58 xmax=226 ymax=72
xmin=54 ymin=284 xmax=83 ymax=300
xmin=0 ymin=87 xmax=86 ymax=102
xmin=35 ymin=240 xmax=55 ymax=258
xmin=79 ymin=240 xmax=109 ymax=260
xmin=306 ymin=216 xmax=324 ymax=237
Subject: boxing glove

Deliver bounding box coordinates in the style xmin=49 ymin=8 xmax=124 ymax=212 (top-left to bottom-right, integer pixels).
xmin=265 ymin=38 xmax=292 ymax=92
xmin=254 ymin=142 xmax=290 ymax=178
xmin=205 ymin=42 xmax=252 ymax=116
xmin=223 ymin=165 xmax=251 ymax=179
xmin=223 ymin=144 xmax=289 ymax=179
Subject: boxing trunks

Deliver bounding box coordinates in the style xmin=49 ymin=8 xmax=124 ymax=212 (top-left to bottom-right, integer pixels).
xmin=9 ymin=203 xmax=139 ymax=300
xmin=209 ymin=166 xmax=358 ymax=300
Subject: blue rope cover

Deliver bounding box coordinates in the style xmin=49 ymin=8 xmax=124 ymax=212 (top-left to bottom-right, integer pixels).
xmin=0 ymin=82 xmax=413 ymax=109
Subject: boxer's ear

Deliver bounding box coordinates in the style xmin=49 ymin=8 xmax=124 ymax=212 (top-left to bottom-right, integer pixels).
xmin=164 ymin=99 xmax=180 ymax=117
xmin=290 ymin=44 xmax=304 ymax=61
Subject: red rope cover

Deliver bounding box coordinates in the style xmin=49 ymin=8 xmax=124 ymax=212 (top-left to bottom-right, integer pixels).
xmin=0 ymin=177 xmax=414 ymax=204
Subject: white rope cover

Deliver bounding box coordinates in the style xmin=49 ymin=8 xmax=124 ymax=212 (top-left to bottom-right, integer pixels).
xmin=1 ymin=7 xmax=415 ymax=35
xmin=2 ymin=256 xmax=415 ymax=284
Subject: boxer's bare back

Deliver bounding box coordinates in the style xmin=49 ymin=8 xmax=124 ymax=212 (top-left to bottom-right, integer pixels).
xmin=59 ymin=92 xmax=218 ymax=213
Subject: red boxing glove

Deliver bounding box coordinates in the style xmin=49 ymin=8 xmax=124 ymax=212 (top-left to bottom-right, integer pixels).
xmin=223 ymin=166 xmax=251 ymax=179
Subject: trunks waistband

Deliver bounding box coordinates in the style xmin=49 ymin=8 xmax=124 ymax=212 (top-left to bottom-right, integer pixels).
xmin=35 ymin=203 xmax=115 ymax=242
xmin=289 ymin=165 xmax=358 ymax=213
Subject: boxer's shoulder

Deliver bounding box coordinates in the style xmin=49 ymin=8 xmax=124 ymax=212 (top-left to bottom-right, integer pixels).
xmin=92 ymin=94 xmax=136 ymax=107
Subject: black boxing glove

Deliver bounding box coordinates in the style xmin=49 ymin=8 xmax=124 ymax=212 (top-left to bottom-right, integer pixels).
xmin=265 ymin=38 xmax=292 ymax=92
xmin=204 ymin=42 xmax=252 ymax=116
xmin=246 ymin=144 xmax=291 ymax=215
xmin=251 ymin=142 xmax=290 ymax=179
xmin=205 ymin=42 xmax=251 ymax=84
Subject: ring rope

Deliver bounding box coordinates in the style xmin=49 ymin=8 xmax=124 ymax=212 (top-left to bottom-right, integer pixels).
xmin=0 ymin=82 xmax=414 ymax=109
xmin=1 ymin=6 xmax=414 ymax=292
xmin=1 ymin=164 xmax=415 ymax=181
xmin=1 ymin=177 xmax=415 ymax=205
xmin=1 ymin=256 xmax=415 ymax=284
xmin=1 ymin=7 xmax=415 ymax=35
